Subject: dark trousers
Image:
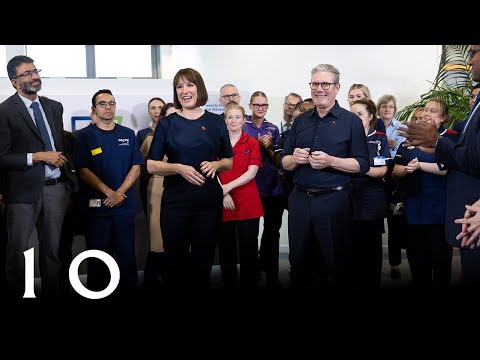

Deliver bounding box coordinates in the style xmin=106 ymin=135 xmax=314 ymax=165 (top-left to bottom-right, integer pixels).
xmin=219 ymin=218 xmax=260 ymax=289
xmin=459 ymin=247 xmax=480 ymax=289
xmin=58 ymin=192 xmax=85 ymax=293
xmin=352 ymin=219 xmax=384 ymax=290
xmin=386 ymin=214 xmax=406 ymax=266
xmin=407 ymin=224 xmax=452 ymax=288
xmin=161 ymin=181 xmax=222 ymax=291
xmin=0 ymin=203 xmax=7 ymax=292
xmin=259 ymin=195 xmax=284 ymax=285
xmin=85 ymin=214 xmax=138 ymax=292
xmin=6 ymin=182 xmax=68 ymax=297
xmin=288 ymin=188 xmax=353 ymax=290
xmin=139 ymin=175 xmax=150 ymax=219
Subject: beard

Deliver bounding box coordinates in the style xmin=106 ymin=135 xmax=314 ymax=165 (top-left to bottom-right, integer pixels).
xmin=19 ymin=78 xmax=42 ymax=95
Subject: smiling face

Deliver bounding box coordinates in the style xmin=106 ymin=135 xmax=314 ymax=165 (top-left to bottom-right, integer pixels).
xmin=12 ymin=62 xmax=42 ymax=98
xmin=249 ymin=95 xmax=269 ymax=118
xmin=310 ymin=71 xmax=339 ymax=115
xmin=175 ymin=76 xmax=198 ymax=110
xmin=348 ymin=88 xmax=367 ymax=106
xmin=422 ymin=101 xmax=445 ymax=129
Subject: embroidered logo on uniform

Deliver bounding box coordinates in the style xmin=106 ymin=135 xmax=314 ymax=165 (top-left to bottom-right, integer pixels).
xmin=91 ymin=147 xmax=102 ymax=156
xmin=407 ymin=146 xmax=416 ymax=150
xmin=118 ymin=138 xmax=129 ymax=146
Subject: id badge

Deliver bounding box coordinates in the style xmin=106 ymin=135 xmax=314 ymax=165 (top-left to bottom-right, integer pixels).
xmin=89 ymin=199 xmax=101 ymax=208
xmin=374 ymin=156 xmax=387 ymax=166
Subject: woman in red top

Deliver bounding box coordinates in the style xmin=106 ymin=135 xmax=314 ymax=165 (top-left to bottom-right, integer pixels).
xmin=218 ymin=104 xmax=263 ymax=290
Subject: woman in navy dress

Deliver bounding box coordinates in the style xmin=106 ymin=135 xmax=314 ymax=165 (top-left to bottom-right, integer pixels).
xmin=147 ymin=68 xmax=233 ymax=291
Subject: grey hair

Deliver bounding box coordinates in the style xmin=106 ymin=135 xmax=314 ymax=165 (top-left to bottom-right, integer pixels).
xmin=311 ymin=64 xmax=340 ymax=83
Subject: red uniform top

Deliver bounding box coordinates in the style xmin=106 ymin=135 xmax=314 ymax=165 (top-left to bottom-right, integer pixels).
xmin=219 ymin=131 xmax=264 ymax=222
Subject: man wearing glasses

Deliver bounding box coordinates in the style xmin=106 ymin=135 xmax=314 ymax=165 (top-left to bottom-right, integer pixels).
xmin=219 ymin=84 xmax=241 ymax=118
xmin=399 ymin=45 xmax=480 ymax=289
xmin=0 ymin=55 xmax=77 ymax=298
xmin=281 ymin=64 xmax=370 ymax=290
xmin=73 ymin=89 xmax=144 ymax=293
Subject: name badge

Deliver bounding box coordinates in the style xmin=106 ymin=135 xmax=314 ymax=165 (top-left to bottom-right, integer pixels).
xmin=89 ymin=199 xmax=101 ymax=208
xmin=91 ymin=147 xmax=102 ymax=156
xmin=374 ymin=156 xmax=387 ymax=166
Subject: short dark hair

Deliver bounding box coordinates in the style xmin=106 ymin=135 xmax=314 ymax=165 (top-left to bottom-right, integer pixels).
xmin=173 ymin=68 xmax=208 ymax=109
xmin=7 ymin=55 xmax=35 ymax=80
xmin=92 ymin=89 xmax=113 ymax=107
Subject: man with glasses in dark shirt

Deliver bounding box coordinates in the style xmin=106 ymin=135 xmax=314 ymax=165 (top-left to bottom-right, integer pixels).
xmin=219 ymin=84 xmax=241 ymax=118
xmin=281 ymin=64 xmax=370 ymax=290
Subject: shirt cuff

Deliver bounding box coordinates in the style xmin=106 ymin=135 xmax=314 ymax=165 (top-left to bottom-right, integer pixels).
xmin=27 ymin=153 xmax=33 ymax=166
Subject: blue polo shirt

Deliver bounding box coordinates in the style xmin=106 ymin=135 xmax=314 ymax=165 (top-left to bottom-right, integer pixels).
xmin=280 ymin=101 xmax=370 ymax=188
xmin=147 ymin=110 xmax=233 ymax=188
xmin=73 ymin=123 xmax=144 ymax=216
xmin=242 ymin=116 xmax=282 ymax=197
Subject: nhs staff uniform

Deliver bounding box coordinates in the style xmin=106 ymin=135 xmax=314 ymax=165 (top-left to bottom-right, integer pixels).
xmin=147 ymin=111 xmax=233 ymax=289
xmin=349 ymin=130 xmax=390 ymax=288
xmin=394 ymin=126 xmax=458 ymax=287
xmin=243 ymin=116 xmax=284 ymax=285
xmin=73 ymin=123 xmax=144 ymax=291
xmin=281 ymin=101 xmax=370 ymax=289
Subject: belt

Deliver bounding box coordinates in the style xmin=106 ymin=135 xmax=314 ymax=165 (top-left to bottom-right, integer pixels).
xmin=44 ymin=178 xmax=62 ymax=186
xmin=296 ymin=185 xmax=347 ymax=197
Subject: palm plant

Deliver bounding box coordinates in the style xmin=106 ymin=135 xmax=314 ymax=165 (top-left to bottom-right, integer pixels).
xmin=397 ymin=45 xmax=472 ymax=128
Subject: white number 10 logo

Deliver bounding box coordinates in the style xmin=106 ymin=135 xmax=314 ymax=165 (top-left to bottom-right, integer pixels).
xmin=23 ymin=248 xmax=120 ymax=300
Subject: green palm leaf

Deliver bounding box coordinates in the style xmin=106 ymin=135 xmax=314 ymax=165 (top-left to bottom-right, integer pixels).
xmin=397 ymin=45 xmax=472 ymax=128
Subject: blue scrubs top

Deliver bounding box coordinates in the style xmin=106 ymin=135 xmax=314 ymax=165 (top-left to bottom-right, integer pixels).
xmin=73 ymin=123 xmax=144 ymax=216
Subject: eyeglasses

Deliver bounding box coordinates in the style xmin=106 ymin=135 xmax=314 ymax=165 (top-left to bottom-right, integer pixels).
xmin=284 ymin=102 xmax=299 ymax=108
xmin=96 ymin=101 xmax=117 ymax=108
xmin=309 ymin=82 xmax=337 ymax=90
xmin=468 ymin=48 xmax=480 ymax=61
xmin=251 ymin=103 xmax=269 ymax=109
xmin=12 ymin=69 xmax=42 ymax=80
xmin=221 ymin=93 xmax=239 ymax=100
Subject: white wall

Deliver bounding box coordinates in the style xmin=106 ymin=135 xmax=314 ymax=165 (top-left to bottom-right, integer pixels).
xmin=0 ymin=45 xmax=442 ymax=254
xmin=163 ymin=45 xmax=441 ymax=128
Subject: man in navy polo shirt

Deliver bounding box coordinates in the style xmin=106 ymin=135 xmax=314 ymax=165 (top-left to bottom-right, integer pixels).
xmin=73 ymin=89 xmax=143 ymax=293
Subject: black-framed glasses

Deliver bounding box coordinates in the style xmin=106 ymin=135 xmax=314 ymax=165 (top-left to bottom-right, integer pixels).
xmin=12 ymin=69 xmax=42 ymax=79
xmin=96 ymin=101 xmax=116 ymax=108
xmin=468 ymin=48 xmax=480 ymax=61
xmin=221 ymin=93 xmax=239 ymax=100
xmin=284 ymin=101 xmax=299 ymax=108
xmin=309 ymin=82 xmax=337 ymax=90
xmin=251 ymin=103 xmax=269 ymax=109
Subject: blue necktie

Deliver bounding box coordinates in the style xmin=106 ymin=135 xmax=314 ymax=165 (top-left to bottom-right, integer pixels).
xmin=30 ymin=102 xmax=53 ymax=151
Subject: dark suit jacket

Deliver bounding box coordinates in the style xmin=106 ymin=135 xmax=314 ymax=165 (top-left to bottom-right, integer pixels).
xmin=436 ymin=104 xmax=480 ymax=246
xmin=0 ymin=93 xmax=76 ymax=203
